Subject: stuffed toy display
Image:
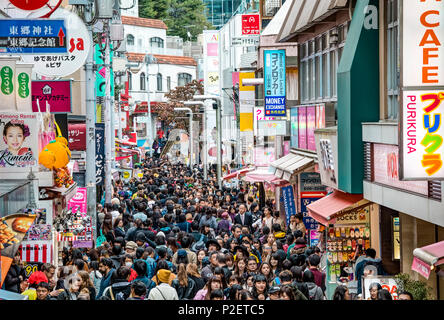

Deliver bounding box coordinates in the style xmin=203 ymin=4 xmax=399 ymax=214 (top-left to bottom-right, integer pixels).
xmin=39 ymin=122 xmax=71 ymax=170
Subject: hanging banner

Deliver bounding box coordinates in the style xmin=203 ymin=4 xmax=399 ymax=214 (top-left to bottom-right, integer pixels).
xmin=67 ymin=187 xmax=87 ymax=214
xmin=307 ymin=106 xmax=316 ymax=151
xmin=264 ymin=49 xmax=286 ymax=116
xmin=22 ymin=9 xmax=91 ymax=77
xmin=1 ymin=213 xmax=36 ymax=287
xmin=290 ymin=107 xmax=298 ymax=148
xmin=15 ymin=63 xmax=32 ymax=112
xmin=0 ymin=112 xmax=38 ymax=170
xmin=401 ymin=90 xmax=444 ymax=179
xmin=0 ymin=59 xmax=17 ymax=110
xmin=281 ymin=185 xmax=297 ymax=225
xmin=31 ymin=80 xmax=72 ymax=113
xmin=95 ymin=123 xmax=105 ymax=185
xmin=19 ymin=240 xmax=53 ymax=264
xmin=68 ymin=123 xmax=86 ymax=151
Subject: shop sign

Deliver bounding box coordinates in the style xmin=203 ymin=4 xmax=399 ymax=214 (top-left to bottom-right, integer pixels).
xmin=373 ymin=143 xmax=428 ymax=195
xmin=119 ymin=169 xmax=132 ymax=183
xmin=95 ymin=123 xmax=105 ymax=185
xmin=19 ymin=240 xmax=53 ymax=263
xmin=363 ymin=276 xmax=398 ymax=300
xmin=309 ymin=230 xmax=320 ymax=247
xmin=400 ymin=90 xmax=444 ymax=179
xmin=68 ymin=123 xmax=86 ymax=151
xmin=67 ymin=187 xmax=87 ymax=214
xmin=335 ymin=206 xmax=370 ymax=225
xmin=31 ymin=80 xmax=72 ymax=113
xmin=257 ymin=120 xmax=287 ymax=136
xmin=22 ymin=9 xmax=91 ymax=77
xmin=0 ymin=112 xmax=38 ymax=171
xmin=241 ymin=14 xmax=260 ymax=35
xmin=0 ymin=19 xmax=67 ymax=54
xmin=9 ymin=0 xmax=50 ymax=11
xmin=300 ymin=197 xmax=321 ymax=230
xmin=22 ymin=262 xmax=41 ymax=279
xmin=254 ymin=146 xmax=275 ymax=167
xmin=254 ymin=107 xmax=276 ymax=135
xmin=315 ymin=129 xmax=339 ymax=189
xmin=95 ymin=43 xmax=114 ymax=98
xmin=281 ymin=185 xmax=297 ymax=225
xmin=300 ymin=172 xmax=327 ymax=194
xmin=231 ymin=36 xmax=260 ymax=47
xmin=402 ymin=0 xmax=443 ymax=87
xmin=411 ymin=256 xmax=431 ymax=279
xmin=264 ymin=49 xmax=286 ymax=116
xmin=290 ymin=107 xmax=298 ymax=148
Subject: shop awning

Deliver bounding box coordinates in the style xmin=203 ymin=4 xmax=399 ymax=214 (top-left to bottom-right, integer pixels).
xmin=270 ymin=152 xmax=314 ymax=181
xmin=223 ymin=168 xmax=254 ymax=180
xmin=47 ymin=183 xmax=78 ymax=203
xmin=412 ymin=241 xmax=444 ymax=279
xmin=306 ymin=190 xmax=369 ymax=225
xmin=243 ymin=167 xmax=279 ymax=183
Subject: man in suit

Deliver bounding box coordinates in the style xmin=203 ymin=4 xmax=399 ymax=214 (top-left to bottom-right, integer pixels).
xmin=234 ymin=204 xmax=253 ymax=232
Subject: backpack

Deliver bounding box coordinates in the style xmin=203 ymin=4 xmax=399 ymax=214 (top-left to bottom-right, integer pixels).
xmin=191 ymin=234 xmax=205 ymax=252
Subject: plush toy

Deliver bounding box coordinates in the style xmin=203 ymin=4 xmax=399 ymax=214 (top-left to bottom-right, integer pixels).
xmin=54 ymin=166 xmax=74 ymax=188
xmin=39 ymin=124 xmax=71 ymax=170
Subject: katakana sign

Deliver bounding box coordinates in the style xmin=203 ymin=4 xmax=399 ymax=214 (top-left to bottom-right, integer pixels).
xmin=95 ymin=123 xmax=105 ymax=185
xmin=241 ymin=14 xmax=260 ymax=35
xmin=31 ymin=80 xmax=72 ymax=113
xmin=264 ymin=49 xmax=286 ymax=116
xmin=0 ymin=19 xmax=67 ymax=54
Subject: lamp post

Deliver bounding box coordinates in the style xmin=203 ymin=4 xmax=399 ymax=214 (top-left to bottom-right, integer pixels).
xmin=193 ymin=95 xmax=222 ymax=188
xmin=183 ymin=101 xmax=207 ymax=180
xmin=174 ymin=107 xmax=194 ymax=167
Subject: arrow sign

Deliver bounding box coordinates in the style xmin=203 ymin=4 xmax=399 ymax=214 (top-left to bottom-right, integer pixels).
xmin=58 ymin=28 xmax=65 ymax=47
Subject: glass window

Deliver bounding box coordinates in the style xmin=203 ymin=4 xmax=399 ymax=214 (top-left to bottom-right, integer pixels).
xmin=126 ymin=34 xmax=134 ymax=46
xmin=315 ymin=55 xmax=321 ymax=99
xmin=167 ymin=76 xmax=171 ymax=92
xmin=330 ymin=50 xmax=337 ymax=98
xmin=140 ymin=72 xmax=146 ymax=91
xmin=387 ymin=0 xmax=399 ymax=120
xmin=150 ymin=37 xmax=164 ymax=48
xmin=157 ymin=73 xmax=162 ymax=91
xmin=178 ymin=73 xmax=192 ymax=87
xmin=128 ymin=72 xmax=132 ymax=91
xmin=322 ymin=52 xmax=328 ymax=99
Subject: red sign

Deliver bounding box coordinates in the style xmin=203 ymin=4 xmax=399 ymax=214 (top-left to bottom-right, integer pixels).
xmin=242 ymin=14 xmax=260 ymax=35
xmin=9 ymin=0 xmax=49 ymax=10
xmin=68 ymin=123 xmax=86 ymax=151
xmin=32 ymin=80 xmax=72 ymax=113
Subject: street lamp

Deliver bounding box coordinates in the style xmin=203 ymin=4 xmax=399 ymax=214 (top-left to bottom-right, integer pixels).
xmin=183 ymin=101 xmax=207 ymax=180
xmin=193 ymin=95 xmax=222 ymax=188
xmin=174 ymin=107 xmax=193 ymax=168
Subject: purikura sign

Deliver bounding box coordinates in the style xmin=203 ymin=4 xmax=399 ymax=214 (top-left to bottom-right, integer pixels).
xmin=401 ymin=90 xmax=444 ymax=179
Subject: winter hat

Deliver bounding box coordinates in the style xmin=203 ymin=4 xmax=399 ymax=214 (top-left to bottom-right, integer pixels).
xmin=111 ymin=198 xmax=120 ymax=206
xmin=157 ymin=231 xmax=166 ymax=239
xmin=28 ymin=271 xmax=48 ymax=285
xmin=125 ymin=241 xmax=138 ymax=251
xmin=157 ymin=269 xmax=171 ymax=283
xmin=177 ymin=249 xmax=187 ymax=258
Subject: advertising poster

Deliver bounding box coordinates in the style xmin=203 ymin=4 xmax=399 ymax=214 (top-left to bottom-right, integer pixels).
xmin=310 ymin=230 xmax=320 ymax=247
xmin=15 ymin=63 xmax=32 ymax=112
xmin=0 ymin=59 xmax=17 ymax=110
xmin=19 ymin=240 xmax=53 ymax=264
xmin=119 ymin=168 xmax=133 ymax=184
xmin=31 ymin=80 xmax=72 ymax=113
xmin=1 ymin=214 xmax=36 ymax=287
xmin=307 ymin=106 xmax=316 ymax=151
xmin=363 ymin=276 xmax=399 ymax=300
xmin=264 ymin=50 xmax=286 ymax=116
xmin=68 ymin=123 xmax=86 ymax=151
xmin=281 ymin=185 xmax=297 ymax=225
xmin=298 ymin=107 xmax=307 ymax=149
xmin=316 ymin=104 xmax=325 ymax=128
xmin=254 ymin=146 xmax=275 ymax=167
xmin=67 ymin=187 xmax=87 ymax=214
xmin=300 ymin=172 xmax=327 ymax=230
xmin=0 ymin=112 xmax=38 ymax=170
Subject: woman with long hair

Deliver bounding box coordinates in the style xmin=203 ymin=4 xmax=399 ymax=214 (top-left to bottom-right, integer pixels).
xmin=270 ymin=252 xmax=283 ymax=277
xmin=113 ymin=217 xmax=125 ymax=239
xmin=77 ymin=270 xmax=96 ymax=300
xmin=259 ymin=262 xmax=275 ymax=286
xmin=233 ymin=258 xmax=247 ymax=281
xmin=171 ymin=263 xmax=196 ymax=300
xmin=332 ymin=285 xmax=351 ymax=300
xmin=193 ymin=276 xmax=224 ymax=300
xmin=186 ymin=263 xmax=205 ymax=295
xmin=251 ymin=274 xmax=268 ymax=300
xmin=196 ymin=249 xmax=206 ymax=273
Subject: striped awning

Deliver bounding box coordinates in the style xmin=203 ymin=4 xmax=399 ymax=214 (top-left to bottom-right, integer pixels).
xmin=270 ymin=152 xmax=315 ymax=181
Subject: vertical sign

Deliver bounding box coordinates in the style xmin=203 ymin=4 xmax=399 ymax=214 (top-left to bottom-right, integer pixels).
xmin=264 ymin=50 xmax=286 ymax=116
xmin=290 ymin=107 xmax=298 ymax=148
xmin=300 ymin=172 xmax=327 ymax=231
xmin=241 ymin=14 xmax=261 ymax=35
xmin=0 ymin=59 xmax=16 ymax=110
xmin=95 ymin=123 xmax=105 ymax=185
xmin=15 ymin=64 xmax=32 ymax=112
xmin=281 ymin=185 xmax=297 ymax=225
xmin=400 ymin=0 xmax=444 ymax=180
xmin=298 ymin=106 xmax=307 ymax=149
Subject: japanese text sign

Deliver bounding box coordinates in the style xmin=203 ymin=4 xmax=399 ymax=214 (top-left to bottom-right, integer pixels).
xmin=31 ymin=80 xmax=72 ymax=113
xmin=282 ymin=185 xmax=297 ymax=225
xmin=401 ymin=90 xmax=444 ymax=179
xmin=264 ymin=50 xmax=286 ymax=116
xmin=242 ymin=14 xmax=260 ymax=35
xmin=0 ymin=19 xmax=67 ymax=54
xmin=68 ymin=123 xmax=86 ymax=151
xmin=95 ymin=123 xmax=105 ymax=185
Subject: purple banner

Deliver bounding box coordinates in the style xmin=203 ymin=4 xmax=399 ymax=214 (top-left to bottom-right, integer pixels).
xmin=307 ymin=106 xmax=316 ymax=151
xmin=72 ymin=240 xmax=93 ymax=248
xmin=31 ymin=80 xmax=72 ymax=113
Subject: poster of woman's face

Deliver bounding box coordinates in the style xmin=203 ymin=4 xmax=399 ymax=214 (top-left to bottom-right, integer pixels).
xmin=0 ymin=113 xmax=38 ymax=169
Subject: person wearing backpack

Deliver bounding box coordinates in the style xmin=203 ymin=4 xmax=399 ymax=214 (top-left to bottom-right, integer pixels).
xmin=303 ymin=269 xmax=324 ymax=300
xmin=103 ymin=266 xmax=132 ymax=300
xmin=147 ymin=269 xmax=179 ymax=300
xmin=355 ymin=248 xmax=384 ymax=295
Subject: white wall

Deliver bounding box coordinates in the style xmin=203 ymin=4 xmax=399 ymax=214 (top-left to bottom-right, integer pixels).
xmin=124 ymin=25 xmax=167 ymax=55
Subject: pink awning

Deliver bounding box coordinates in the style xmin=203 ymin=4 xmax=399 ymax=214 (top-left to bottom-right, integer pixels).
xmin=223 ymin=168 xmax=253 ymax=180
xmin=243 ymin=168 xmax=279 ymax=183
xmin=306 ymin=190 xmax=367 ymax=225
xmin=412 ymin=240 xmax=444 ymax=279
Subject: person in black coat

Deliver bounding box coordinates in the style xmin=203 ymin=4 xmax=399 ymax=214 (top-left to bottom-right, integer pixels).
xmin=3 ymin=254 xmax=24 ymax=293
xmin=171 ymin=263 xmax=196 ymax=300
xmin=234 ymin=204 xmax=254 ymax=232
xmin=113 ymin=217 xmax=126 ymax=239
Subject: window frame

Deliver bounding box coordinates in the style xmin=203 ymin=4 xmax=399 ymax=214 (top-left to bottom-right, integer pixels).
xmin=157 ymin=73 xmax=163 ymax=92
xmin=386 ymin=0 xmax=399 ymax=120
xmin=126 ymin=34 xmax=135 ymax=46
xmin=178 ymin=73 xmax=192 ymax=87
xmin=140 ymin=72 xmax=146 ymax=91
xmin=150 ymin=37 xmax=164 ymax=49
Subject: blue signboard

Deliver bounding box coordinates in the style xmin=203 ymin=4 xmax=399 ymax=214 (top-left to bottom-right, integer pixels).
xmin=0 ymin=19 xmax=67 ymax=54
xmin=282 ymin=185 xmax=297 ymax=225
xmin=95 ymin=123 xmax=105 ymax=186
xmin=300 ymin=197 xmax=320 ymax=230
xmin=264 ymin=49 xmax=286 ymax=117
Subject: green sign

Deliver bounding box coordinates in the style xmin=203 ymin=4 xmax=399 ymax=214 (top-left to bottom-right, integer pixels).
xmin=17 ymin=72 xmax=30 ymax=98
xmin=1 ymin=66 xmax=14 ymax=95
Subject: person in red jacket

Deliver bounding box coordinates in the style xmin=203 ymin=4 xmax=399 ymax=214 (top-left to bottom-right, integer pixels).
xmin=307 ymin=254 xmax=326 ymax=293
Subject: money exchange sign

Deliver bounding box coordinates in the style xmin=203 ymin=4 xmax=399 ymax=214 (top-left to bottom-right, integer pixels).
xmin=264 ymin=50 xmax=286 ymax=116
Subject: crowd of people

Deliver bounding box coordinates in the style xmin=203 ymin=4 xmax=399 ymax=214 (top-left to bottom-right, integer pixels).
xmin=2 ymin=154 xmax=414 ymax=301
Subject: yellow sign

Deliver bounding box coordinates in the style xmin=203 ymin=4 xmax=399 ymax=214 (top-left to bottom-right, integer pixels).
xmin=240 ymin=113 xmax=253 ymax=132
xmin=123 ymin=171 xmax=130 ymax=179
xmin=239 ymin=72 xmax=255 ymax=91
xmin=137 ymin=173 xmax=143 ymax=178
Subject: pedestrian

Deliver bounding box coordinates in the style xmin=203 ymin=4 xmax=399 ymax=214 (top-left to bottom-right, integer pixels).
xmin=148 ymin=269 xmax=179 ymax=300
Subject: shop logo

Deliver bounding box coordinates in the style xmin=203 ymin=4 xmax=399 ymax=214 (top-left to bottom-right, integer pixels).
xmin=17 ymin=72 xmax=30 ymax=98
xmin=1 ymin=66 xmax=14 ymax=95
